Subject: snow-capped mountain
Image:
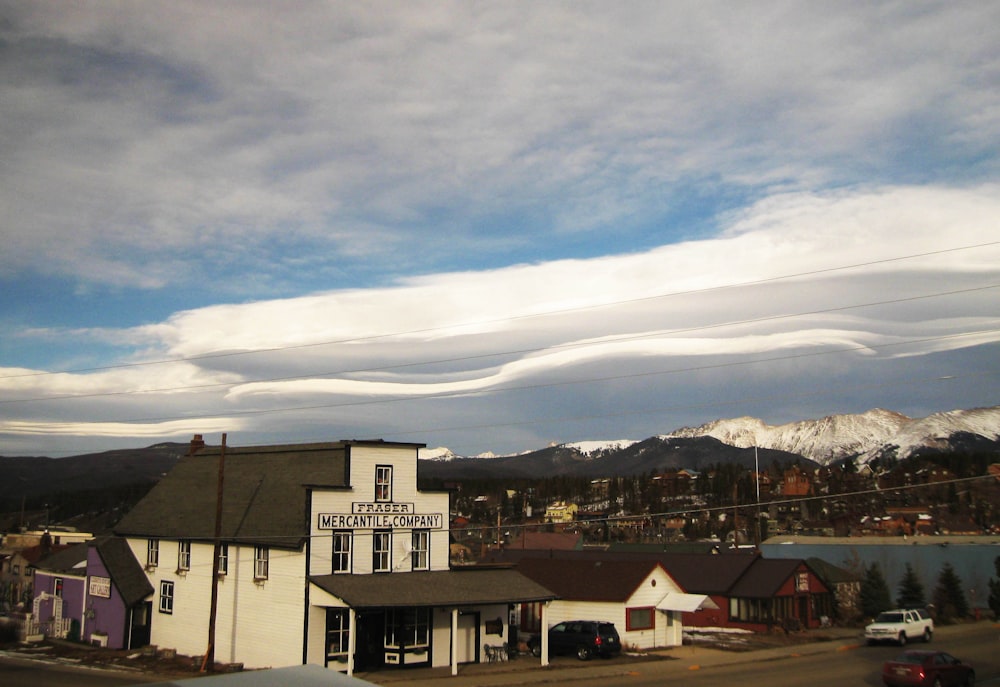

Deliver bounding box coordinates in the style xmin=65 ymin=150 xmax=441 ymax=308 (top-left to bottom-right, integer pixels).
xmin=562 ymin=439 xmax=639 ymax=456
xmin=665 ymin=406 xmax=1000 ymax=465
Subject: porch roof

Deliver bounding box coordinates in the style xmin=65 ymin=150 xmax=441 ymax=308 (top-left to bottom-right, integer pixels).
xmin=310 ymin=568 xmax=556 ymax=609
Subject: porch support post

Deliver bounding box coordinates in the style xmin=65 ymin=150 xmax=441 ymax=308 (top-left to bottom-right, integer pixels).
xmin=347 ymin=608 xmax=356 ymax=676
xmin=451 ymin=608 xmax=459 ymax=676
xmin=540 ymin=601 xmax=549 ymax=666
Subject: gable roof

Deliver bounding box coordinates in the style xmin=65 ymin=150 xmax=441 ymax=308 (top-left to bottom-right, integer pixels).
xmin=33 ymin=542 xmax=89 ymax=575
xmin=479 ymin=548 xmax=759 ymax=596
xmin=515 ymin=558 xmax=668 ymax=602
xmin=115 ymin=443 xmax=352 ymax=548
xmin=653 ymin=553 xmax=758 ymax=595
xmin=91 ymin=536 xmax=154 ymax=607
xmin=806 ymin=557 xmax=860 ymax=585
xmin=311 ymin=568 xmax=556 ymax=608
xmin=728 ymin=558 xmax=812 ymax=598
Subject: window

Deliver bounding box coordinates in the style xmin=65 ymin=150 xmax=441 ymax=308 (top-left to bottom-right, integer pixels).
xmin=385 ymin=608 xmax=429 ymax=650
xmin=146 ymin=539 xmax=159 ymax=568
xmin=326 ymin=609 xmax=350 ymax=663
xmin=375 ymin=465 xmax=392 ymax=502
xmin=332 ymin=531 xmax=352 ymax=573
xmin=159 ymin=581 xmax=174 ymax=614
xmin=411 ymin=529 xmax=429 ymax=571
xmin=254 ymin=546 xmax=269 ymax=580
xmin=217 ymin=543 xmax=229 ymax=575
xmin=53 ymin=577 xmax=64 ymax=598
xmin=12 ymin=564 xmax=19 ymax=576
xmin=373 ymin=530 xmax=391 ymax=572
xmin=177 ymin=541 xmax=191 ymax=571
xmin=626 ymin=606 xmax=654 ymax=631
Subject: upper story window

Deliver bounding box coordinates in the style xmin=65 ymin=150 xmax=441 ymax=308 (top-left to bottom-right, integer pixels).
xmin=411 ymin=530 xmax=429 ymax=571
xmin=332 ymin=531 xmax=352 ymax=574
xmin=375 ymin=465 xmax=392 ymax=502
xmin=146 ymin=539 xmax=159 ymax=568
xmin=177 ymin=541 xmax=191 ymax=571
xmin=159 ymin=580 xmax=174 ymax=614
xmin=373 ymin=530 xmax=391 ymax=573
xmin=254 ymin=546 xmax=269 ymax=580
xmin=217 ymin=543 xmax=229 ymax=576
xmin=53 ymin=577 xmax=64 ymax=597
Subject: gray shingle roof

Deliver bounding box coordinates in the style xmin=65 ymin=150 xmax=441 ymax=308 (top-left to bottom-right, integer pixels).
xmin=515 ymin=558 xmax=666 ymax=602
xmin=311 ymin=568 xmax=556 ymax=608
xmin=92 ymin=536 xmax=154 ymax=607
xmin=33 ymin=542 xmax=89 ymax=575
xmin=115 ymin=443 xmax=350 ymax=548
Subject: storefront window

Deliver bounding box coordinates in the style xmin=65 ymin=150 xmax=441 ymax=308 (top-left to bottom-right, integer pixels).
xmin=385 ymin=608 xmax=429 ymax=649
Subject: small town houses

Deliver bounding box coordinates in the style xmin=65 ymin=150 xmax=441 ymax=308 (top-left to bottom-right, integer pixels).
xmin=112 ymin=437 xmax=555 ymax=675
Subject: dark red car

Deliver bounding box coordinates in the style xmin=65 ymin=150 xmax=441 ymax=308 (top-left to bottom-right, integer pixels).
xmin=883 ymin=650 xmax=975 ymax=687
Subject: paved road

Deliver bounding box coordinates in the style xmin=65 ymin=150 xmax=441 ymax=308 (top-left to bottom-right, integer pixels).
xmin=3 ymin=622 xmax=997 ymax=687
xmin=0 ymin=655 xmax=161 ymax=687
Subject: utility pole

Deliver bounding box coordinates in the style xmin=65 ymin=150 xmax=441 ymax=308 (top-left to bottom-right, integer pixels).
xmin=202 ymin=433 xmax=227 ymax=673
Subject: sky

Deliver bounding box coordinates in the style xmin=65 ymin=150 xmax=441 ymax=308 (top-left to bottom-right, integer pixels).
xmin=1 ymin=2 xmax=999 ymax=458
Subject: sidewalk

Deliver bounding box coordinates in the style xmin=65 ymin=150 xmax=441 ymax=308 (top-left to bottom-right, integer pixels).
xmin=353 ymin=628 xmax=865 ymax=687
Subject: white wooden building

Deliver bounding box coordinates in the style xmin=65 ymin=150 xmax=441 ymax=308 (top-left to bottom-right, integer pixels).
xmin=115 ymin=437 xmax=554 ymax=675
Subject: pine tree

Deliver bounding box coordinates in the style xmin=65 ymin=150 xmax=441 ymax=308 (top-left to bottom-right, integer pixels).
xmin=932 ymin=562 xmax=969 ymax=622
xmin=896 ymin=563 xmax=926 ymax=609
xmin=987 ymin=556 xmax=1000 ymax=618
xmin=860 ymin=562 xmax=892 ymax=618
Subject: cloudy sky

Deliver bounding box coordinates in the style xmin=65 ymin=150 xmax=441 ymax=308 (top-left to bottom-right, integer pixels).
xmin=1 ymin=2 xmax=998 ymax=458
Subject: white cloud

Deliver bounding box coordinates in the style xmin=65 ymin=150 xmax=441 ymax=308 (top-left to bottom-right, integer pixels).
xmin=2 ymin=185 xmax=998 ymax=453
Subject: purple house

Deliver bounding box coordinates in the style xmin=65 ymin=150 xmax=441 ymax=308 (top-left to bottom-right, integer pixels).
xmin=31 ymin=537 xmax=152 ymax=649
xmin=83 ymin=537 xmax=153 ymax=649
xmin=31 ymin=544 xmax=89 ymax=641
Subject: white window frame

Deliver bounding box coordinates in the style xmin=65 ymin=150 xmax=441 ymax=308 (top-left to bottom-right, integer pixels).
xmin=177 ymin=540 xmax=191 ymax=571
xmin=332 ymin=531 xmax=352 ymax=574
xmin=411 ymin=529 xmax=429 ymax=571
xmin=254 ymin=546 xmax=269 ymax=580
xmin=373 ymin=530 xmax=391 ymax=573
xmin=326 ymin=609 xmax=350 ymax=663
xmin=217 ymin=543 xmax=229 ymax=575
xmin=146 ymin=539 xmax=159 ymax=568
xmin=375 ymin=465 xmax=393 ymax=502
xmin=159 ymin=580 xmax=174 ymax=614
xmin=53 ymin=577 xmax=64 ymax=597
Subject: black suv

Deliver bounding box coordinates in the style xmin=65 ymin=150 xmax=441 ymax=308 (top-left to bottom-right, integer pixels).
xmin=528 ymin=620 xmax=622 ymax=660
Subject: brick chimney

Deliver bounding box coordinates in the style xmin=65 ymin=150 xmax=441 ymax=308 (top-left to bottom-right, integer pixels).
xmin=189 ymin=434 xmax=206 ymax=455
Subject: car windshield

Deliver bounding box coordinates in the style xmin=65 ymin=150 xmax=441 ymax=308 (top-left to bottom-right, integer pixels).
xmin=876 ymin=612 xmax=904 ymax=622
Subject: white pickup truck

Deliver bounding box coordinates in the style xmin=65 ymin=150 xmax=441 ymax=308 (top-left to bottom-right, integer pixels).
xmin=864 ymin=608 xmax=934 ymax=645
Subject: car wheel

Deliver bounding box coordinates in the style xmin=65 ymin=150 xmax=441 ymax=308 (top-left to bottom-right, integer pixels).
xmin=965 ymin=671 xmax=975 ymax=687
xmin=576 ymin=645 xmax=592 ymax=661
xmin=923 ymin=628 xmax=932 ymax=642
xmin=898 ymin=632 xmax=907 ymax=646
xmin=530 ymin=643 xmax=541 ymax=658
xmin=932 ymin=677 xmax=942 ymax=687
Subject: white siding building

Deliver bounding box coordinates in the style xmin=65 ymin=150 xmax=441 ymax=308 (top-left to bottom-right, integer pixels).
xmin=116 ymin=437 xmax=554 ymax=675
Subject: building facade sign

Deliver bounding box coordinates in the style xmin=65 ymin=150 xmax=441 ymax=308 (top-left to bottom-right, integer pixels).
xmin=318 ymin=511 xmax=444 ymax=530
xmin=89 ymin=576 xmax=112 ymax=599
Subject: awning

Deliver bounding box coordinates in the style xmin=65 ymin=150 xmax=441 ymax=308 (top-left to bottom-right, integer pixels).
xmin=310 ymin=568 xmax=557 ymax=609
xmin=656 ymin=591 xmax=719 ymax=612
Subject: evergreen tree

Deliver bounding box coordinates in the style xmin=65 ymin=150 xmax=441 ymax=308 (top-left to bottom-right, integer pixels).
xmin=860 ymin=562 xmax=892 ymax=618
xmin=896 ymin=563 xmax=926 ymax=609
xmin=988 ymin=556 xmax=1000 ymax=619
xmin=932 ymin=562 xmax=969 ymax=622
